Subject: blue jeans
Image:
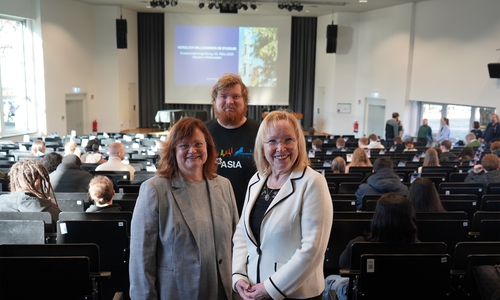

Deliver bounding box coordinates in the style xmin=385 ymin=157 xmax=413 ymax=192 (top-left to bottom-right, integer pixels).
xmin=323 ymin=275 xmax=349 ymax=300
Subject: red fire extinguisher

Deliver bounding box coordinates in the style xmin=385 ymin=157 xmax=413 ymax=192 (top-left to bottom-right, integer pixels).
xmin=92 ymin=120 xmax=98 ymax=132
xmin=353 ymin=121 xmax=359 ymax=133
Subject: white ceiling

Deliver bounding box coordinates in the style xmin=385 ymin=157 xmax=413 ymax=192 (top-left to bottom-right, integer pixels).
xmin=75 ymin=0 xmax=427 ymax=17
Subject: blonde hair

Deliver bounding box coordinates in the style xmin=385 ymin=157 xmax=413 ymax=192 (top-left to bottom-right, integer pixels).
xmin=64 ymin=141 xmax=81 ymax=157
xmin=254 ymin=110 xmax=309 ymax=175
xmin=88 ymin=176 xmax=115 ymax=205
xmin=350 ymin=148 xmax=372 ymax=167
xmin=9 ymin=159 xmax=57 ymax=206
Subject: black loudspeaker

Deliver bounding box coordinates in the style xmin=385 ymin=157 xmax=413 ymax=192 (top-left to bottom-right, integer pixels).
xmin=116 ymin=19 xmax=127 ymax=49
xmin=488 ymin=63 xmax=500 ymax=78
xmin=326 ymin=24 xmax=338 ymax=54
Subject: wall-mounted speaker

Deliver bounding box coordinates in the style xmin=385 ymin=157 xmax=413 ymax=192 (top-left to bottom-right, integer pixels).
xmin=488 ymin=63 xmax=500 ymax=78
xmin=326 ymin=24 xmax=338 ymax=54
xmin=116 ymin=19 xmax=127 ymax=49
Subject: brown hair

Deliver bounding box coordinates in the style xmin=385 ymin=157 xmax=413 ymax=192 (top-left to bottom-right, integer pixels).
xmin=9 ymin=159 xmax=57 ymax=206
xmin=407 ymin=177 xmax=445 ymax=212
xmin=88 ymin=175 xmax=114 ymax=205
xmin=211 ymin=73 xmax=249 ymax=104
xmin=358 ymin=137 xmax=369 ymax=146
xmin=30 ymin=140 xmax=46 ymax=156
xmin=156 ymin=118 xmax=218 ymax=180
xmin=312 ymin=138 xmax=323 ymax=149
xmin=490 ymin=141 xmax=500 ymax=152
xmin=423 ymin=148 xmax=440 ymax=167
xmin=440 ymin=140 xmax=452 ymax=150
xmin=336 ymin=138 xmax=346 ymax=148
xmin=368 ymin=134 xmax=377 ymax=142
xmin=481 ymin=154 xmax=500 ymax=172
xmin=350 ymin=148 xmax=372 ymax=167
xmin=331 ymin=156 xmax=346 ymax=173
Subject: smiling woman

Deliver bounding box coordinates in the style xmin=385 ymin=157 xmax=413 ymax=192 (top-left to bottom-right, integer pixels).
xmin=129 ymin=117 xmax=239 ymax=299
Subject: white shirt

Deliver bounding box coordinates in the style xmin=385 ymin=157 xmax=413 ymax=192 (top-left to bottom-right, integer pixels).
xmin=95 ymin=156 xmax=135 ymax=180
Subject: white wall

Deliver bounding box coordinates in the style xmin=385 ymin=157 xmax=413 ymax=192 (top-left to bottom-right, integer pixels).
xmin=314 ymin=0 xmax=500 ymax=137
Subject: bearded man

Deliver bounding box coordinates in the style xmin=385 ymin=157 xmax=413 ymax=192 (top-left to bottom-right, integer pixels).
xmin=206 ymin=73 xmax=260 ymax=215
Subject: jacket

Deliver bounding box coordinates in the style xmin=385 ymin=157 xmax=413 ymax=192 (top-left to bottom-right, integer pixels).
xmin=464 ymin=169 xmax=500 ymax=190
xmin=49 ymin=163 xmax=94 ymax=192
xmin=355 ymin=169 xmax=408 ymax=210
xmin=129 ymin=174 xmax=238 ymax=300
xmin=0 ymin=191 xmax=61 ymax=223
xmin=232 ymin=166 xmax=333 ymax=300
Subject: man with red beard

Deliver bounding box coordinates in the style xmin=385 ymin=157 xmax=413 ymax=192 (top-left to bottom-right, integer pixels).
xmin=206 ymin=73 xmax=260 ymax=216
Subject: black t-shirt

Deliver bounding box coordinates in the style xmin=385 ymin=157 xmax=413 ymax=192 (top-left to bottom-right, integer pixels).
xmin=206 ymin=118 xmax=260 ymax=216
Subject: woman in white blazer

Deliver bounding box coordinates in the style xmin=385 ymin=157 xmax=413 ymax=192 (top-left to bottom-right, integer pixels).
xmin=232 ymin=110 xmax=333 ymax=300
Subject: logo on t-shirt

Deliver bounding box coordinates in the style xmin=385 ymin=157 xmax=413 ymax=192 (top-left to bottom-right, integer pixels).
xmin=217 ymin=146 xmax=253 ymax=168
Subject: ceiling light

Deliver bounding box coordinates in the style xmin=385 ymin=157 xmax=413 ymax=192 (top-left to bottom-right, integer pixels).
xmin=159 ymin=1 xmax=166 ymax=7
xmin=242 ymin=3 xmax=248 ymax=9
xmin=150 ymin=0 xmax=158 ymax=7
xmin=171 ymin=0 xmax=178 ymax=6
xmin=296 ymin=3 xmax=303 ymax=11
xmin=199 ymin=0 xmax=205 ymax=8
xmin=278 ymin=2 xmax=283 ymax=9
xmin=250 ymin=2 xmax=257 ymax=10
xmin=208 ymin=1 xmax=214 ymax=9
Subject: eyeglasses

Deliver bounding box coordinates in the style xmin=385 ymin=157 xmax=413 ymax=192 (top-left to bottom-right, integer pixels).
xmin=263 ymin=137 xmax=296 ymax=147
xmin=177 ymin=142 xmax=206 ymax=150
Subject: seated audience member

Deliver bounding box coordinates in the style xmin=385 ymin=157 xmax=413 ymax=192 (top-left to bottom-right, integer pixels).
xmin=418 ymin=148 xmax=440 ymax=173
xmin=50 ymin=154 xmax=94 ymax=192
xmin=86 ymin=176 xmax=121 ymax=212
xmin=439 ymin=140 xmax=456 ymax=162
xmin=491 ymin=141 xmax=500 ymax=156
xmin=311 ymin=138 xmax=323 ymax=152
xmin=457 ymin=146 xmax=475 ymax=164
xmin=367 ymin=134 xmax=384 ymax=150
xmin=80 ymin=139 xmax=106 ymax=164
xmin=465 ymin=132 xmax=481 ymax=148
xmin=330 ymin=138 xmax=346 ymax=152
xmin=30 ymin=140 xmax=46 ymax=157
xmin=95 ymin=142 xmax=135 ymax=180
xmin=471 ymin=121 xmax=483 ymax=140
xmin=40 ymin=152 xmax=63 ymax=173
xmin=464 ymin=154 xmax=500 ymax=189
xmin=390 ymin=136 xmax=406 ymax=153
xmin=355 ymin=157 xmax=408 ymax=210
xmin=323 ymin=193 xmax=418 ymax=300
xmin=345 ymin=148 xmax=372 ymax=174
xmin=0 ymin=159 xmax=60 ymax=223
xmin=407 ymin=177 xmax=445 ymax=212
xmin=403 ymin=140 xmax=418 ymax=152
xmin=357 ymin=137 xmax=369 ymax=149
xmin=64 ymin=141 xmax=82 ymax=157
xmin=331 ymin=157 xmax=346 ymax=174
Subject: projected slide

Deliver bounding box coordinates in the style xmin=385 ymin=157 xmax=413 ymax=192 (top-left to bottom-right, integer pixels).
xmin=174 ymin=25 xmax=277 ymax=87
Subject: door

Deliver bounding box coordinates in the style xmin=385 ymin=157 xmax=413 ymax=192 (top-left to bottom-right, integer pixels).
xmin=365 ymin=98 xmax=386 ymax=139
xmin=128 ymin=83 xmax=138 ymax=129
xmin=66 ymin=100 xmax=84 ymax=136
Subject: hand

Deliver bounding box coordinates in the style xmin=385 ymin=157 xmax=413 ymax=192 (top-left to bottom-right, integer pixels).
xmin=245 ymin=283 xmax=272 ymax=300
xmin=235 ymin=280 xmax=252 ymax=300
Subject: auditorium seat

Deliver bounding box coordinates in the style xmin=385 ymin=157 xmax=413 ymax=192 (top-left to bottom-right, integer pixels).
xmin=0 ymin=219 xmax=45 ymax=244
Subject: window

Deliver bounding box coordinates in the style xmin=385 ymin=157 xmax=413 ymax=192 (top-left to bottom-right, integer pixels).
xmin=419 ymin=102 xmax=496 ymax=143
xmin=0 ymin=17 xmax=36 ymax=136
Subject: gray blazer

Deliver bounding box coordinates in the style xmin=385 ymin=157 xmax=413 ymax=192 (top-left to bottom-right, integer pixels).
xmin=129 ymin=174 xmax=238 ymax=300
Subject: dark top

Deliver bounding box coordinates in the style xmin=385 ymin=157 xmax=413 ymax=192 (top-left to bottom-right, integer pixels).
xmin=249 ymin=184 xmax=277 ymax=244
xmin=339 ymin=236 xmax=366 ymax=269
xmin=206 ymin=118 xmax=260 ymax=216
xmin=355 ymin=169 xmax=408 ymax=210
xmin=0 ymin=191 xmax=61 ymax=223
xmin=49 ymin=163 xmax=94 ymax=192
xmin=85 ymin=203 xmax=122 ymax=212
xmin=483 ymin=122 xmax=500 ymax=143
xmin=471 ymin=128 xmax=483 ymax=140
xmin=464 ymin=169 xmax=500 ymax=190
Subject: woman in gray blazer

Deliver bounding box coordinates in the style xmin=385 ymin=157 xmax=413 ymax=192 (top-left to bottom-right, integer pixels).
xmin=232 ymin=110 xmax=333 ymax=300
xmin=129 ymin=118 xmax=239 ymax=300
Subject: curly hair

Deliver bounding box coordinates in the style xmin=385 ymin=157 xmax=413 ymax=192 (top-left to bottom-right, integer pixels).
xmin=350 ymin=148 xmax=372 ymax=167
xmin=9 ymin=159 xmax=57 ymax=206
xmin=40 ymin=152 xmax=63 ymax=173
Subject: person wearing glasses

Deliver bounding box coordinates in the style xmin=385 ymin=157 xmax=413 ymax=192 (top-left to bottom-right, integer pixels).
xmin=129 ymin=117 xmax=239 ymax=300
xmin=232 ymin=110 xmax=333 ymax=300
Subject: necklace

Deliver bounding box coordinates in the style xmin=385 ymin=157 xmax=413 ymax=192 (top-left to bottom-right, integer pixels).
xmin=262 ymin=185 xmax=277 ymax=202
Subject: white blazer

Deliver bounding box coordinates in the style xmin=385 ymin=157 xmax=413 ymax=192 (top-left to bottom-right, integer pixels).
xmin=232 ymin=166 xmax=333 ymax=300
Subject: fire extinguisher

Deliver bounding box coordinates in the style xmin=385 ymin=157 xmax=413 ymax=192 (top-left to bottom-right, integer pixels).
xmin=353 ymin=121 xmax=359 ymax=133
xmin=92 ymin=120 xmax=98 ymax=132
